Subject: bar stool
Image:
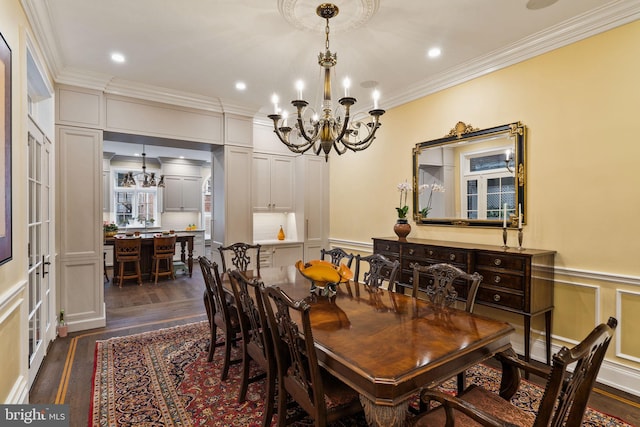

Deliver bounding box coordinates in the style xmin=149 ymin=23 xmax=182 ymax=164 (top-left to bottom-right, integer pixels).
xmin=151 ymin=235 xmax=177 ymax=285
xmin=114 ymin=237 xmax=142 ymax=288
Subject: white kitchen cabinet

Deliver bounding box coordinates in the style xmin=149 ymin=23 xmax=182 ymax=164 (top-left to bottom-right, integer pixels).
xmin=300 ymin=156 xmax=329 ymax=260
xmin=163 ymin=176 xmax=201 ymax=211
xmin=253 ymin=154 xmax=294 ymax=212
xmin=259 ymin=243 xmax=303 ymax=268
xmin=103 ymin=245 xmax=114 ymax=267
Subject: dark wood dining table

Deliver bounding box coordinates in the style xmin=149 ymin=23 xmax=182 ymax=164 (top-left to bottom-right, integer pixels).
xmin=104 ymin=232 xmax=195 ymax=279
xmin=250 ymin=266 xmax=517 ymax=427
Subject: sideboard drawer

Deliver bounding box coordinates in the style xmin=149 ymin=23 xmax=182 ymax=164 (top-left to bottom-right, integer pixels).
xmin=415 ymin=246 xmax=469 ymax=264
xmin=477 ymin=287 xmax=524 ymax=311
xmin=476 ymin=268 xmax=525 ymax=292
xmin=476 ymin=253 xmax=525 ymax=272
xmin=373 ymin=240 xmax=400 ymax=255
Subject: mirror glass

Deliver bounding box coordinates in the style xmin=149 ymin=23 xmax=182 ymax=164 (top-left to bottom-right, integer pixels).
xmin=413 ymin=121 xmax=526 ymax=227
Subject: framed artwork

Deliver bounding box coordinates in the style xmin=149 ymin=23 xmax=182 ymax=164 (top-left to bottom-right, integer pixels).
xmin=0 ymin=32 xmax=11 ymax=265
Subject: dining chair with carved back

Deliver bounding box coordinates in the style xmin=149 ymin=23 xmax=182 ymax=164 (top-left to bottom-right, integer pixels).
xmin=218 ymin=242 xmax=262 ymax=279
xmin=413 ymin=317 xmax=618 ymax=427
xmin=320 ymin=247 xmax=354 ymax=269
xmin=198 ymin=256 xmax=242 ymax=379
xmin=228 ymin=270 xmax=276 ymax=427
xmin=114 ymin=236 xmax=142 ymax=288
xmin=261 ymin=285 xmax=364 ymax=426
xmin=354 ymin=253 xmax=400 ymax=292
xmin=412 ymin=262 xmax=483 ymax=313
xmin=412 ymin=262 xmax=483 ymax=399
xmin=150 ymin=234 xmax=177 ymax=285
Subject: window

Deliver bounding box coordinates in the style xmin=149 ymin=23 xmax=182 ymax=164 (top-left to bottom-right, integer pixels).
xmin=113 ymin=171 xmax=159 ymax=227
xmin=461 ymin=150 xmax=515 ymax=220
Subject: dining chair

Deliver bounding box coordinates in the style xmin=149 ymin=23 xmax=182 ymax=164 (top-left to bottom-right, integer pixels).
xmin=198 ymin=256 xmax=242 ymax=379
xmin=228 ymin=270 xmax=276 ymax=427
xmin=150 ymin=235 xmax=177 ymax=285
xmin=320 ymin=247 xmax=354 ymax=269
xmin=114 ymin=237 xmax=142 ymax=288
xmin=412 ymin=263 xmax=483 ymax=398
xmin=261 ymin=285 xmax=363 ymax=426
xmin=218 ymin=242 xmax=262 ymax=277
xmin=413 ymin=317 xmax=618 ymax=427
xmin=412 ymin=263 xmax=483 ymax=313
xmin=354 ymin=253 xmax=400 ymax=292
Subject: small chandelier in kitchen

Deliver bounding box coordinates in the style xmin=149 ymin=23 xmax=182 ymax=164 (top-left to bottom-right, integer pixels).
xmin=268 ymin=3 xmax=385 ymax=161
xmin=121 ymin=146 xmax=165 ymax=188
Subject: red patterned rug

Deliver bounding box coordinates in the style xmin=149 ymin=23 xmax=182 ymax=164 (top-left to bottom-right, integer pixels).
xmin=89 ymin=321 xmax=634 ymax=426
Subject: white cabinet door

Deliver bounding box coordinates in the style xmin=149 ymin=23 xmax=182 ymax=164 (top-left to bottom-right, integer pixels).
xmin=163 ymin=176 xmax=201 ymax=211
xmin=182 ymin=177 xmax=201 ymax=210
xmin=163 ymin=176 xmax=183 ymax=211
xmin=259 ymin=244 xmax=303 ymax=268
xmin=272 ymin=244 xmax=303 ymax=268
xmin=270 ymin=156 xmax=294 ymax=211
xmin=252 ymin=154 xmax=271 ymax=211
xmin=252 ymin=154 xmax=294 ymax=212
xmin=304 ymin=157 xmax=325 ymax=244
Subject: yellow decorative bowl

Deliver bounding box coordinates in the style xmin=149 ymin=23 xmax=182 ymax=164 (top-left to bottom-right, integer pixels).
xmin=295 ymin=260 xmax=353 ymax=295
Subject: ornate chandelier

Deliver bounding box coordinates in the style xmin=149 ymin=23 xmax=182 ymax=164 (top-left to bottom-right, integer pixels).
xmin=121 ymin=145 xmax=165 ymax=188
xmin=268 ymin=3 xmax=385 ymax=161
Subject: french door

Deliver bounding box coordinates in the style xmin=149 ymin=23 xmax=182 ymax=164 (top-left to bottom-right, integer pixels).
xmin=27 ymin=116 xmax=55 ymax=387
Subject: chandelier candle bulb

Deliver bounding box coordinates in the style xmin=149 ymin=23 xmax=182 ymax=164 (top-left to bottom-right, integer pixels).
xmin=343 ymin=77 xmax=350 ymax=97
xmin=373 ymin=89 xmax=380 ymax=109
xmin=295 ymin=80 xmax=304 ymax=100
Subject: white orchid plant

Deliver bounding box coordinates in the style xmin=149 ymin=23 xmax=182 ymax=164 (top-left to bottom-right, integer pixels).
xmin=396 ymin=180 xmax=412 ymax=219
xmin=420 ymin=183 xmax=445 ymax=218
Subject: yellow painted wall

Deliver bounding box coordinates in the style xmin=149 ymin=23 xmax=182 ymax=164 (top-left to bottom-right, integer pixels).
xmin=330 ymin=20 xmax=640 ymax=366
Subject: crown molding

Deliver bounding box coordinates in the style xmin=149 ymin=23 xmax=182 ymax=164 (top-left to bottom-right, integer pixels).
xmin=23 ymin=0 xmax=640 ymax=117
xmin=383 ymin=0 xmax=640 ymax=110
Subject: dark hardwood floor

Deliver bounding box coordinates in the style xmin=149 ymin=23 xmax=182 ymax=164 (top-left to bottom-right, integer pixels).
xmin=30 ymin=265 xmax=640 ymax=426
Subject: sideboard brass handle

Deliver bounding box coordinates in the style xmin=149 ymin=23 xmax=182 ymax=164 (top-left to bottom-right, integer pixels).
xmin=408 ymin=249 xmax=415 ymax=255
xmin=494 ymin=258 xmax=502 ymax=266
xmin=385 ymin=245 xmax=390 ymax=250
xmin=493 ymin=294 xmax=501 ymax=302
xmin=428 ymin=250 xmax=434 ymax=256
xmin=494 ymin=275 xmax=501 ymax=284
xmin=449 ymin=253 xmax=456 ymax=261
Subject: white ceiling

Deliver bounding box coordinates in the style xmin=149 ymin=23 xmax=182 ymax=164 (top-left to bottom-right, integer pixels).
xmin=24 ymin=0 xmax=640 ymax=159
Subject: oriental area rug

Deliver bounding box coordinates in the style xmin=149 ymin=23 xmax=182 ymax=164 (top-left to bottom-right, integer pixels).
xmin=89 ymin=321 xmax=633 ymax=427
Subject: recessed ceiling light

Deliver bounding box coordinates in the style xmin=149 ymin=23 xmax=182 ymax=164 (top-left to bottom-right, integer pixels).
xmin=427 ymin=47 xmax=441 ymax=58
xmin=235 ymin=81 xmax=247 ymax=91
xmin=111 ymin=52 xmax=126 ymax=63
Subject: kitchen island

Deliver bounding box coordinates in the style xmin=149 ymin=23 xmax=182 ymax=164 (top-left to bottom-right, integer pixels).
xmin=104 ymin=232 xmax=195 ymax=280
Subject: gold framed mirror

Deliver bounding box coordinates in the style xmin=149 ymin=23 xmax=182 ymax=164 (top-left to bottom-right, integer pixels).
xmin=413 ymin=121 xmax=526 ymax=227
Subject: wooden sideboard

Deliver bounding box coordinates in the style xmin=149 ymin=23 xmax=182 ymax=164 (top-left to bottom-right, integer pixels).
xmin=373 ymin=237 xmax=556 ymax=365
